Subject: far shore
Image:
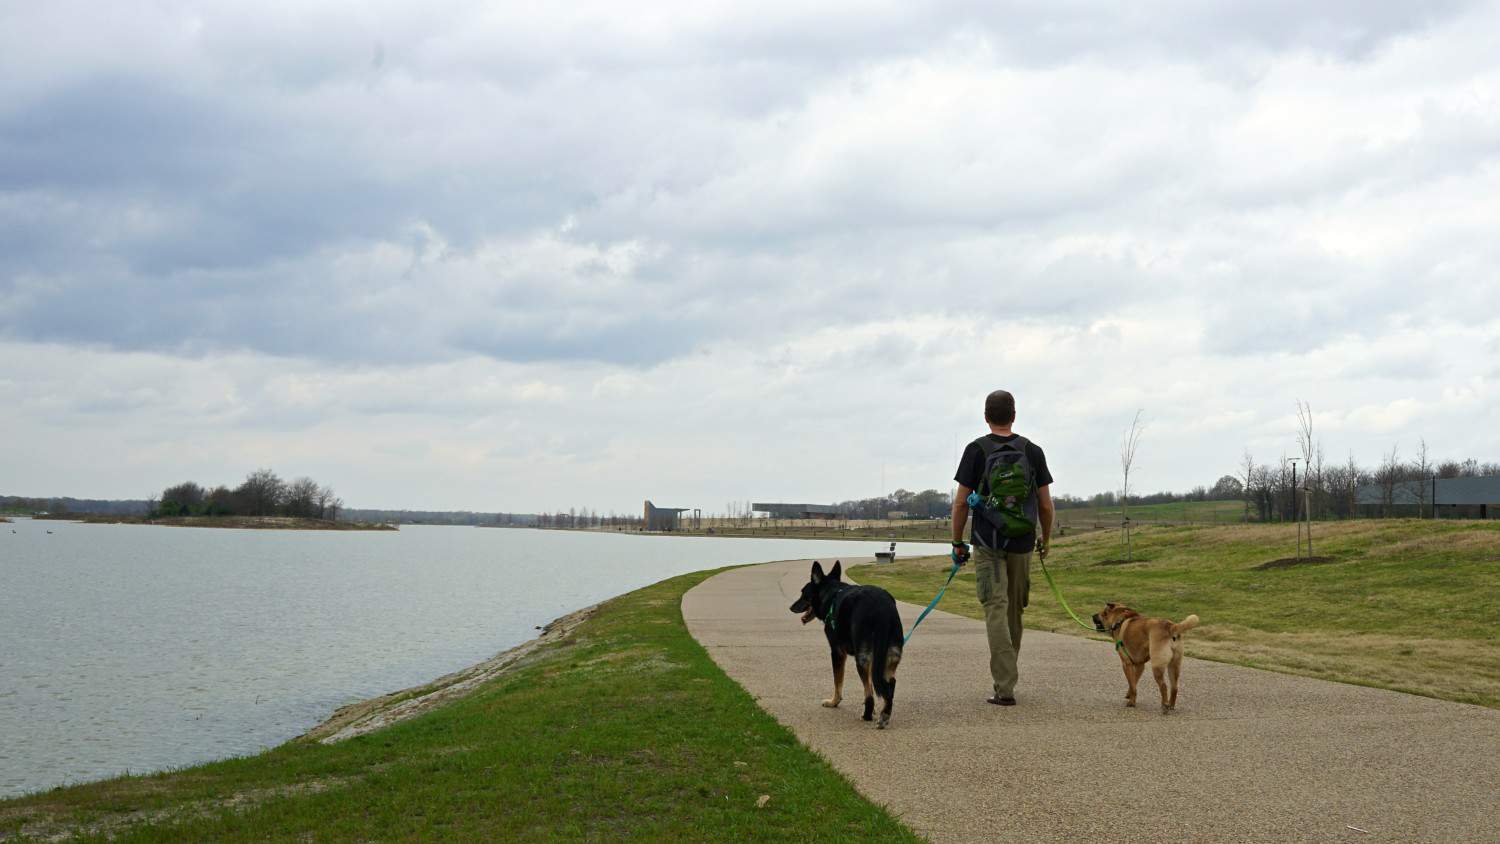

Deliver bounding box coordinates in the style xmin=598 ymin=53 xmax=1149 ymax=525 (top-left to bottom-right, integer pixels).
xmin=535 ymin=524 xmax=956 ymax=543
xmin=34 ymin=514 xmax=397 ymax=531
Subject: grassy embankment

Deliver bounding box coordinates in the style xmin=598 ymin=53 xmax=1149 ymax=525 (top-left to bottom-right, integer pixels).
xmin=33 ymin=515 xmax=395 ymax=531
xmin=0 ymin=568 xmax=917 ymax=843
xmin=1053 ymin=498 xmax=1247 ymax=530
xmin=854 ymin=520 xmax=1500 ymax=709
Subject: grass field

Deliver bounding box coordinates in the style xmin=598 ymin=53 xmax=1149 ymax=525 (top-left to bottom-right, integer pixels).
xmin=852 ymin=520 xmax=1500 ymax=709
xmin=627 ymin=499 xmax=1258 ymax=542
xmin=0 ymin=569 xmax=917 ymax=842
xmin=658 ymin=521 xmax=956 ymax=541
xmin=1053 ymin=498 xmax=1249 ymax=529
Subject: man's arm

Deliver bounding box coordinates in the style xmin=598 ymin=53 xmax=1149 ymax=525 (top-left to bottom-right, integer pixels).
xmin=1037 ymin=484 xmax=1054 ymax=549
xmin=952 ymin=484 xmax=972 ymax=544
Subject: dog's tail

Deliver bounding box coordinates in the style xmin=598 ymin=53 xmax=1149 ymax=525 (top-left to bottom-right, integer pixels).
xmin=1170 ymin=614 xmax=1200 ymax=637
xmin=871 ymin=624 xmax=902 ymax=703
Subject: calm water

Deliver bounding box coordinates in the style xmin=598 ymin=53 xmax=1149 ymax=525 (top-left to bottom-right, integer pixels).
xmin=0 ymin=518 xmax=940 ymax=797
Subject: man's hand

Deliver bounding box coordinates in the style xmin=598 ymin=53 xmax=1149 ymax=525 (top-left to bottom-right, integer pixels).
xmin=1035 ymin=538 xmax=1048 ymax=562
xmin=951 ymin=541 xmax=970 ymax=566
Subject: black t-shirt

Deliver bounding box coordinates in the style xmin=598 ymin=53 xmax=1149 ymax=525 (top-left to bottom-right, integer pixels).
xmin=954 ymin=433 xmax=1053 ymax=552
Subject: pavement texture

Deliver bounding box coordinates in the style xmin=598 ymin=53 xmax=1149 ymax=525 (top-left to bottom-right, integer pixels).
xmin=682 ymin=557 xmax=1500 ymax=843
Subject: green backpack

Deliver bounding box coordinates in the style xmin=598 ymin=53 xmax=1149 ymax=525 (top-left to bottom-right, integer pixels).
xmin=975 ymin=436 xmax=1038 ymax=538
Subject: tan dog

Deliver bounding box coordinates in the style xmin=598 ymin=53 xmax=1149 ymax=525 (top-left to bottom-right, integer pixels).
xmin=1091 ymin=603 xmax=1199 ymax=713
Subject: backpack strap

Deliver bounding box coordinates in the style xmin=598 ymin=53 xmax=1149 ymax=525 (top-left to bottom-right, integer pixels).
xmin=972 ymin=436 xmax=1000 ymax=496
xmin=1008 ymin=435 xmax=1035 ymax=493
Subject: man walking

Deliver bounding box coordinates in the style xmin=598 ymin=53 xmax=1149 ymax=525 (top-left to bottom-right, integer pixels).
xmin=951 ymin=390 xmax=1054 ymax=706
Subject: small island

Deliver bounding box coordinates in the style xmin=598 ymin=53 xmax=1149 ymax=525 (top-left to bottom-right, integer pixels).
xmin=36 ymin=469 xmax=395 ymax=531
xmin=39 ymin=514 xmax=395 ymax=531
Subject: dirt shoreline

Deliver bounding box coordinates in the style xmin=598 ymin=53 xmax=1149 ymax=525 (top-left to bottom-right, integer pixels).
xmin=299 ymin=603 xmax=598 ymax=744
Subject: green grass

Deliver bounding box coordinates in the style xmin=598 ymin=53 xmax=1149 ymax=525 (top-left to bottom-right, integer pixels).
xmin=853 ymin=520 xmax=1500 ymax=709
xmin=0 ymin=569 xmax=918 ymax=843
xmin=1054 ymin=498 xmax=1248 ymax=529
xmin=664 ymin=522 xmax=955 ymax=541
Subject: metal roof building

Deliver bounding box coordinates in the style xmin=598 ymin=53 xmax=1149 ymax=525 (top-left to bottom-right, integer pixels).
xmin=1355 ymin=476 xmax=1500 ymax=518
xmin=643 ymin=500 xmax=693 ymax=531
xmin=753 ymin=502 xmax=841 ymax=519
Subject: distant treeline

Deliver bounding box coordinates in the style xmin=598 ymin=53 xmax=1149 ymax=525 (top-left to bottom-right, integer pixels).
xmin=1 ymin=495 xmax=149 ymax=516
xmin=1233 ymin=453 xmax=1500 ymax=522
xmin=802 ymin=451 xmax=1498 ymax=524
xmin=343 ymin=509 xmax=537 ymax=526
xmin=536 ymin=510 xmax=641 ymax=529
xmin=152 ymin=469 xmax=342 ymax=520
xmin=835 ymin=489 xmax=953 ymax=520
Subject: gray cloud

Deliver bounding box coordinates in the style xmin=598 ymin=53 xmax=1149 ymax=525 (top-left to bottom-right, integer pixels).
xmin=2 ymin=2 xmax=1498 ymax=506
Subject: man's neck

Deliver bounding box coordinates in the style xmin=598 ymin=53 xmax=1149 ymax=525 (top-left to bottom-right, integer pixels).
xmin=988 ymin=424 xmax=1013 ymax=436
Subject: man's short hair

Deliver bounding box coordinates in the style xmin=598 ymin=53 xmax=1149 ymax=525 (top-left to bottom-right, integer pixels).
xmin=985 ymin=390 xmax=1016 ymax=426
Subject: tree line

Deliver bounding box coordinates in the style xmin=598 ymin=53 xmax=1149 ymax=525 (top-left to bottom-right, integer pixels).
xmin=536 ymin=509 xmax=644 ymax=529
xmin=1235 ymin=448 xmax=1500 ymax=522
xmin=152 ymin=469 xmax=342 ymax=520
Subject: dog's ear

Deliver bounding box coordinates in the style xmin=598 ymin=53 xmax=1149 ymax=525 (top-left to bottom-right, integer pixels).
xmin=829 ymin=560 xmax=842 ymax=581
xmin=811 ymin=561 xmax=825 ymax=584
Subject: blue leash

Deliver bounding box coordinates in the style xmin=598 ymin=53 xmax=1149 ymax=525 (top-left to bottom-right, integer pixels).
xmin=903 ymin=562 xmax=961 ymax=644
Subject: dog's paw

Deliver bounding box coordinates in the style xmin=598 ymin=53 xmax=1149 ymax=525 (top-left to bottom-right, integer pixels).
xmin=1125 ymin=700 xmax=1136 ymax=708
xmin=821 ymin=698 xmax=840 ymax=708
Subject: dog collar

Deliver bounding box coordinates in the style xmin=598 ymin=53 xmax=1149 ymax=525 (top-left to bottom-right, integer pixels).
xmin=1108 ymin=619 xmax=1128 ymax=653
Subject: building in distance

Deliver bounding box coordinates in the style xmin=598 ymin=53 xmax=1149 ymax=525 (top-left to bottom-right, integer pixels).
xmin=753 ymin=503 xmax=841 ymax=520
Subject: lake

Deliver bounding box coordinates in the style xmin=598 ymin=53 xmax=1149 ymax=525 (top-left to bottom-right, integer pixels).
xmin=0 ymin=518 xmax=942 ymax=798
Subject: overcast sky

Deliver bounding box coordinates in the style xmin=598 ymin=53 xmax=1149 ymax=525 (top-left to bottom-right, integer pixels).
xmin=3 ymin=1 xmax=1498 ymax=513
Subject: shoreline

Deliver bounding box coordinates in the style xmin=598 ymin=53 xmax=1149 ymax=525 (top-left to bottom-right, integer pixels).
xmin=299 ymin=603 xmax=598 ymax=744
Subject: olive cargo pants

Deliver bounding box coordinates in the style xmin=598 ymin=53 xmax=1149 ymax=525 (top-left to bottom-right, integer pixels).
xmin=973 ymin=546 xmax=1031 ymax=698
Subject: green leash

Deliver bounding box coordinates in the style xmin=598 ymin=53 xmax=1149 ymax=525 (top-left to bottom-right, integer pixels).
xmin=1034 ymin=553 xmax=1094 ymax=631
xmin=902 ymin=562 xmax=961 ymax=645
xmin=1035 ymin=552 xmax=1126 ymax=653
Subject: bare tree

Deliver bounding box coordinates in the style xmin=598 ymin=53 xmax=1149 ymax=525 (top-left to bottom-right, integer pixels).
xmin=1295 ymin=401 xmax=1315 ymax=555
xmin=235 ymin=469 xmax=286 ymax=517
xmin=1412 ymin=437 xmax=1431 ymax=518
xmin=315 ymin=485 xmax=338 ymax=520
xmin=1345 ymin=451 xmax=1361 ymax=519
xmin=284 ymin=477 xmax=321 ymax=518
xmin=1120 ymin=410 xmax=1146 ymax=561
xmin=1240 ymin=449 xmax=1255 ymax=523
xmin=1313 ymin=441 xmax=1327 ymax=520
xmin=1378 ymin=443 xmax=1401 ymax=517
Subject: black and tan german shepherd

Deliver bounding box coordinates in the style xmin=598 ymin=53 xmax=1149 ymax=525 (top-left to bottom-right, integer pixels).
xmin=789 ymin=560 xmax=903 ymax=728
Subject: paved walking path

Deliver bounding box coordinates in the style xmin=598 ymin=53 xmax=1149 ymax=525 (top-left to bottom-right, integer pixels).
xmin=683 ymin=558 xmax=1500 ymax=843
